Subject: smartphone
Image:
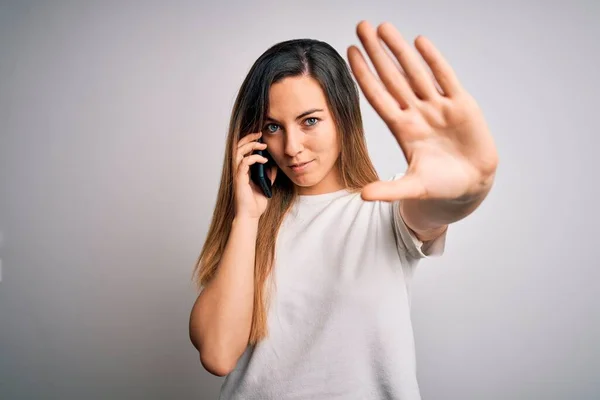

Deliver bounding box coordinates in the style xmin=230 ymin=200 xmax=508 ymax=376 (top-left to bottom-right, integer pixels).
xmin=250 ymin=136 xmax=273 ymax=198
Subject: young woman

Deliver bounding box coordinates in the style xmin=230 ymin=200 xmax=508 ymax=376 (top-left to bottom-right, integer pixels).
xmin=189 ymin=20 xmax=498 ymax=400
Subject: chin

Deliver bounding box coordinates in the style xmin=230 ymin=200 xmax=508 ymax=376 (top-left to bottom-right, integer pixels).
xmin=293 ymin=175 xmax=327 ymax=191
xmin=291 ymin=178 xmax=317 ymax=188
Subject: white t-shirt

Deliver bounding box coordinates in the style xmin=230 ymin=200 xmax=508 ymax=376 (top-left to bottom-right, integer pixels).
xmin=219 ymin=173 xmax=447 ymax=400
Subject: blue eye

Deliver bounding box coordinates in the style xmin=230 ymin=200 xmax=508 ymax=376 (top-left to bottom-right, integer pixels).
xmin=263 ymin=117 xmax=319 ymax=134
xmin=265 ymin=123 xmax=279 ymax=133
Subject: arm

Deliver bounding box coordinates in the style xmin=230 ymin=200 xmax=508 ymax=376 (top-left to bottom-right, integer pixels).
xmin=399 ymin=174 xmax=495 ymax=242
xmin=189 ymin=216 xmax=259 ymax=377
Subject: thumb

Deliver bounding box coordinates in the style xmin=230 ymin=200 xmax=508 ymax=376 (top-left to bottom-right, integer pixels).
xmin=361 ymin=173 xmax=425 ymax=202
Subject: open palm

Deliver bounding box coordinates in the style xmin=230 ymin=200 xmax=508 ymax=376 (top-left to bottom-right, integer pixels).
xmin=348 ymin=21 xmax=499 ymax=202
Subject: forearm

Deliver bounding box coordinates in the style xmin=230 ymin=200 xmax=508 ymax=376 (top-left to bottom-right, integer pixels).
xmin=189 ymin=216 xmax=259 ymax=375
xmin=399 ymin=176 xmax=495 ymax=242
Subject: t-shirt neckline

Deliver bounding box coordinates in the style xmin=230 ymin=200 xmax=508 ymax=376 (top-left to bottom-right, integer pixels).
xmin=295 ymin=188 xmax=351 ymax=205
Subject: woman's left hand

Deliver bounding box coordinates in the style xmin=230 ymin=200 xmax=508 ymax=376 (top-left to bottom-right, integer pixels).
xmin=347 ymin=21 xmax=499 ymax=202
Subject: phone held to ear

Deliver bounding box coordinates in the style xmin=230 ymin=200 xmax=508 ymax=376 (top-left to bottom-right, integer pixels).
xmin=250 ymin=136 xmax=273 ymax=198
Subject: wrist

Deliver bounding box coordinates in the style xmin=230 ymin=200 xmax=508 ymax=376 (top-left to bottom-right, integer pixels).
xmin=233 ymin=215 xmax=261 ymax=226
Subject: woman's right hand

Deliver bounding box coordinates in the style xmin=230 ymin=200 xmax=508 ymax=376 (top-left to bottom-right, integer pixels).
xmin=233 ymin=132 xmax=278 ymax=220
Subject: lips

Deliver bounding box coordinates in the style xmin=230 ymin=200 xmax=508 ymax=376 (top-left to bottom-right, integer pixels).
xmin=289 ymin=159 xmax=314 ymax=172
xmin=290 ymin=161 xmax=311 ymax=167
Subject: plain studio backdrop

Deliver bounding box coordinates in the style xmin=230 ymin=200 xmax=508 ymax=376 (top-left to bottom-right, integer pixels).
xmin=0 ymin=0 xmax=598 ymax=399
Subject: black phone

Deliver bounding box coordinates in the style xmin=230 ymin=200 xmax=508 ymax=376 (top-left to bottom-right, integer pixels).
xmin=250 ymin=137 xmax=273 ymax=198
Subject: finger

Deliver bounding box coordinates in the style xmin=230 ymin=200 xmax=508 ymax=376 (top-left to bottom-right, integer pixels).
xmin=347 ymin=45 xmax=405 ymax=127
xmin=235 ymin=154 xmax=268 ymax=183
xmin=355 ymin=20 xmax=416 ymax=109
xmin=237 ymin=131 xmax=262 ymax=148
xmin=414 ymin=35 xmax=462 ymax=97
xmin=236 ymin=141 xmax=267 ymax=167
xmin=377 ymin=22 xmax=439 ymax=100
xmin=360 ymin=174 xmax=426 ymax=202
xmin=237 ymin=154 xmax=268 ymax=175
xmin=238 ymin=141 xmax=267 ymax=158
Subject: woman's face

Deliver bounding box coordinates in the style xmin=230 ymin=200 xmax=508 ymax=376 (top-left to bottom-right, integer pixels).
xmin=262 ymin=75 xmax=344 ymax=196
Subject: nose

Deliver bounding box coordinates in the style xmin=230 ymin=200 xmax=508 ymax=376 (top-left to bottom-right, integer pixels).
xmin=284 ymin=128 xmax=305 ymax=158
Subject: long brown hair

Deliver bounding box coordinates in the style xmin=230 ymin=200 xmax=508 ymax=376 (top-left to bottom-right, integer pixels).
xmin=192 ymin=38 xmax=379 ymax=345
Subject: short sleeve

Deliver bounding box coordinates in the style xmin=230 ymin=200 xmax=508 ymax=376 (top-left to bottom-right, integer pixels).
xmin=390 ymin=173 xmax=447 ymax=260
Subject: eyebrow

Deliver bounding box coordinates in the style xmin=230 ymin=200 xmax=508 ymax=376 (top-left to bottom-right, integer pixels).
xmin=265 ymin=108 xmax=324 ymax=123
